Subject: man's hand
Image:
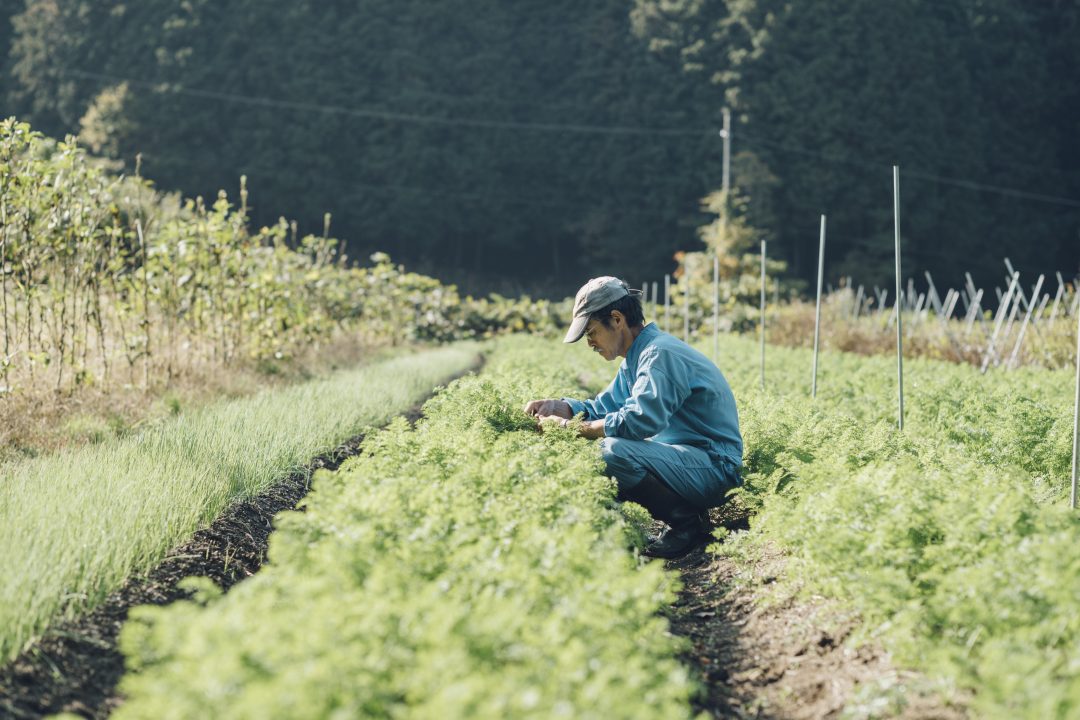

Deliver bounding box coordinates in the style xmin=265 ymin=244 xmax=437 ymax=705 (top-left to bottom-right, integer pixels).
xmin=534 ymin=414 xmax=606 ymax=439
xmin=523 ymin=398 xmax=572 ymax=419
xmin=535 ymin=414 xmax=571 ymax=433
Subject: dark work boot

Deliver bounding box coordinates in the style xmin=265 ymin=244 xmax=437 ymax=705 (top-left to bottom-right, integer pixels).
xmin=621 ymin=473 xmax=710 ymax=559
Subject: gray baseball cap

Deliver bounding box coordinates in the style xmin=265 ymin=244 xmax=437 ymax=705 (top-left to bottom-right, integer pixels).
xmin=563 ymin=276 xmax=637 ymax=343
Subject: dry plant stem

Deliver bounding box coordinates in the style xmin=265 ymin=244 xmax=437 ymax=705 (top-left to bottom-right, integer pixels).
xmin=137 ymin=220 xmax=151 ymax=392
xmin=1 ymin=194 xmax=9 ymax=389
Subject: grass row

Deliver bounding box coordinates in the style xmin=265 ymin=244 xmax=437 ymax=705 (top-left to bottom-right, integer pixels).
xmin=0 ymin=344 xmax=480 ymax=665
xmin=704 ymin=334 xmax=1079 ymax=718
xmin=111 ymin=336 xmax=691 ymax=719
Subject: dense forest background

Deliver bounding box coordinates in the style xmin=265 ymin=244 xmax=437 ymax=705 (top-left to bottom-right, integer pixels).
xmin=1 ymin=0 xmax=1078 ymax=298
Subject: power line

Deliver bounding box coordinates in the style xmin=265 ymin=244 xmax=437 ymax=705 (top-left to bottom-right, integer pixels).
xmin=738 ymin=131 xmax=1080 ymax=210
xmin=69 ymin=70 xmax=710 ymax=139
xmin=68 ymin=69 xmax=1080 ymax=210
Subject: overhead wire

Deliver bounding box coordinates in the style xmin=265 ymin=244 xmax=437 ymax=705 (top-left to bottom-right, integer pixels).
xmin=67 ymin=68 xmax=1080 ymax=211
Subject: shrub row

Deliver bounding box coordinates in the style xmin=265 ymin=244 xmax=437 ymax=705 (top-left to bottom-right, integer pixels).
xmin=0 ymin=120 xmax=560 ymax=395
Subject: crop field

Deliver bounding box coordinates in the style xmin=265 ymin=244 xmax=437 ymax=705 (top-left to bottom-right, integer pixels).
xmin=4 ymin=5 xmax=1079 ymax=716
xmin=110 ymin=336 xmax=688 ymax=719
xmin=710 ymin=334 xmax=1077 ymax=718
xmin=0 ymin=344 xmax=479 ymax=669
xmin=54 ymin=330 xmax=1068 ymax=719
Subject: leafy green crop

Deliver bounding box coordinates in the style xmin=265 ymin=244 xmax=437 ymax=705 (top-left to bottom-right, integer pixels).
xmin=114 ymin=336 xmax=691 ymax=719
xmin=0 ymin=344 xmax=479 ymax=666
xmin=703 ymin=334 xmax=1080 ymax=718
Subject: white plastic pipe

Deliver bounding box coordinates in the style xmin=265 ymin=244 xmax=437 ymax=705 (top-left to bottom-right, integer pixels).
xmin=760 ymin=240 xmax=766 ymax=391
xmin=812 ymin=215 xmax=826 ymax=399
xmin=1073 ymin=302 xmax=1080 ymax=509
xmin=713 ymin=255 xmax=719 ymax=362
xmin=893 ymin=166 xmax=904 ymax=431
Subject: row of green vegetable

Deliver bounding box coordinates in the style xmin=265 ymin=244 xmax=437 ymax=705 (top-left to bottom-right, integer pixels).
xmin=111 ymin=336 xmax=691 ymax=719
xmin=0 ymin=344 xmax=479 ymax=666
xmin=64 ymin=327 xmax=1077 ymax=718
xmin=707 ymin=334 xmax=1078 ymax=718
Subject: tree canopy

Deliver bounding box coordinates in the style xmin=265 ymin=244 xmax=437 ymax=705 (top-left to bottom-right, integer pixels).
xmin=3 ymin=0 xmax=1078 ymax=296
xmin=633 ymin=0 xmax=1080 ymax=292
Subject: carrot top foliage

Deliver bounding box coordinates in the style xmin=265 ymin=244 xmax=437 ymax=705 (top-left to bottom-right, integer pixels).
xmin=707 ymin=334 xmax=1079 ymax=718
xmin=114 ymin=336 xmax=691 ymax=719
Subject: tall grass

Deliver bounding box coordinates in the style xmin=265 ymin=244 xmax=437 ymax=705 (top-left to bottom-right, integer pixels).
xmin=0 ymin=344 xmax=479 ymax=663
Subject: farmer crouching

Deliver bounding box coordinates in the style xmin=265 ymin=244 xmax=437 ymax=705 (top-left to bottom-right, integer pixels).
xmin=525 ymin=276 xmax=743 ymax=559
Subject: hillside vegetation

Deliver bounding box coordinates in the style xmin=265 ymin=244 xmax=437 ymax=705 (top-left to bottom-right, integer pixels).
xmin=2 ymin=1 xmax=1076 ymax=292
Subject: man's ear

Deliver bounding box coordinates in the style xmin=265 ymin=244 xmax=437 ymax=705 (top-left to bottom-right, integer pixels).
xmin=609 ymin=310 xmax=626 ymax=328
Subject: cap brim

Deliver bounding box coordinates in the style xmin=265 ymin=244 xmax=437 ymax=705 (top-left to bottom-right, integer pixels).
xmin=563 ymin=315 xmax=589 ymax=343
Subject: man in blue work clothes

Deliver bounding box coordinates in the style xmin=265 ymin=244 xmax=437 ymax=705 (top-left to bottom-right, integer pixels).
xmin=525 ymin=276 xmax=743 ymax=559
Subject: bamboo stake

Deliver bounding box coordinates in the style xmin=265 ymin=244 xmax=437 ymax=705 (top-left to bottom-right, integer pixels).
xmin=1007 ymin=274 xmax=1044 ymax=369
xmin=1050 ymin=272 xmax=1065 ymax=323
xmin=981 ymin=272 xmax=1019 ymax=372
xmin=812 ymin=215 xmax=826 ymax=399
xmin=964 ymin=289 xmax=983 ymax=333
xmin=924 ymin=271 xmax=943 ymax=315
xmin=852 ymin=285 xmax=865 ymax=320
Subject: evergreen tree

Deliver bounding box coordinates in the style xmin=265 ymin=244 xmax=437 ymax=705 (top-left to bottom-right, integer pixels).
xmin=634 ymin=0 xmax=1078 ymax=292
xmin=7 ymin=0 xmax=725 ymax=296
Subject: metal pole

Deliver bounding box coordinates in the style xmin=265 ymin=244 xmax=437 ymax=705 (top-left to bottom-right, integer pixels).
xmin=1073 ymin=300 xmax=1080 ymax=508
xmin=651 ymin=281 xmax=659 ymax=325
xmin=683 ymin=260 xmax=691 ymax=343
xmin=760 ymin=240 xmax=766 ymax=391
xmin=713 ymin=255 xmax=719 ymax=362
xmin=812 ymin=215 xmax=826 ymax=399
xmin=893 ymin=166 xmax=904 ymax=431
xmin=663 ymin=274 xmax=670 ymax=333
xmin=721 ymin=108 xmax=731 ymax=195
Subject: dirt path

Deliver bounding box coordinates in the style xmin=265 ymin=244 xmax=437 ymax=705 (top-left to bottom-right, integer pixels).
xmin=666 ymin=509 xmax=967 ymax=719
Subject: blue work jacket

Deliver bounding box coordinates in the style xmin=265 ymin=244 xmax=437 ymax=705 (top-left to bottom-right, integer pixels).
xmin=564 ymin=323 xmax=743 ymax=466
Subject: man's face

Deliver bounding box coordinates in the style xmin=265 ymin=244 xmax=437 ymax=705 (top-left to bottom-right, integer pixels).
xmin=584 ymin=316 xmax=621 ymax=361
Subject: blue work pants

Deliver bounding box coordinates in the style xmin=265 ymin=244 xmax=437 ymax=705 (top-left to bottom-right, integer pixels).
xmin=600 ymin=436 xmax=740 ymax=509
